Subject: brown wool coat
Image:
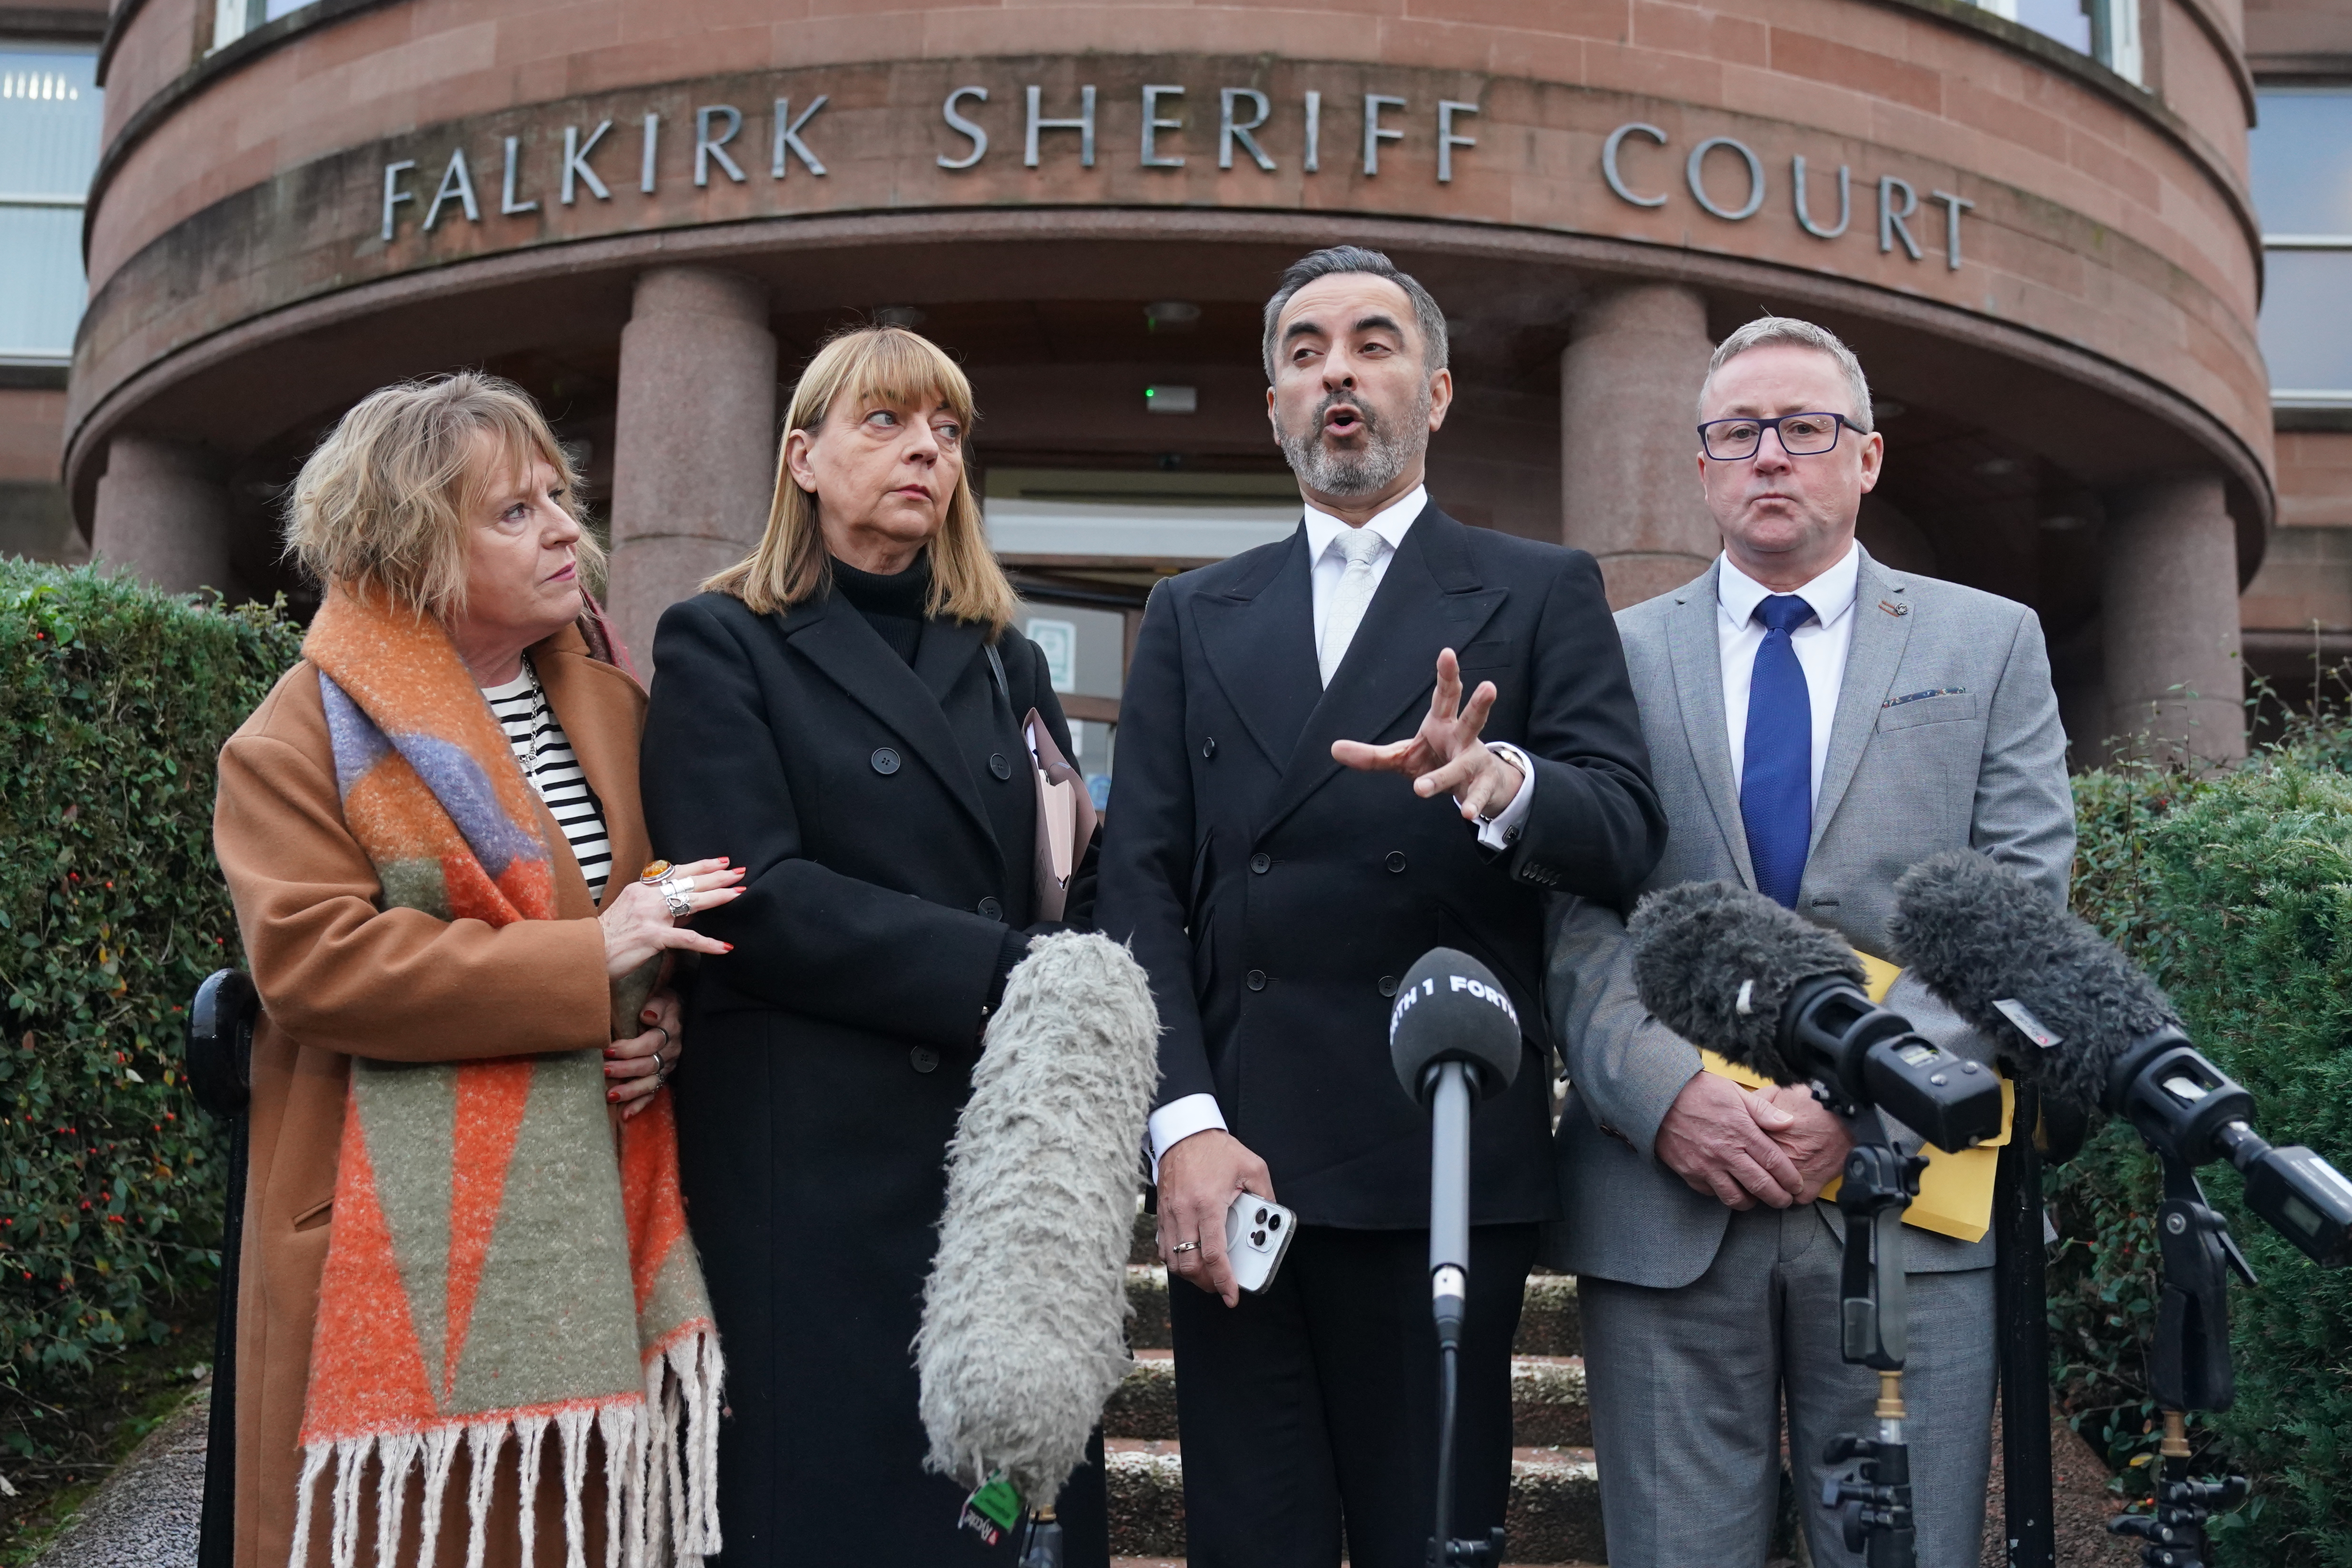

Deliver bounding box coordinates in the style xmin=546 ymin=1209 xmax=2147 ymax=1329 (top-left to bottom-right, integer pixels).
xmin=212 ymin=625 xmax=650 ymax=1568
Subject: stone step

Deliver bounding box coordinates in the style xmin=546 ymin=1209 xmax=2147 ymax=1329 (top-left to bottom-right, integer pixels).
xmin=1103 ymin=1350 xmax=1588 ymax=1450
xmin=1103 ymin=1436 xmax=1604 ymax=1564
xmin=1508 ymin=1355 xmax=1591 ymax=1450
xmin=1125 ymin=1264 xmax=1581 ymax=1358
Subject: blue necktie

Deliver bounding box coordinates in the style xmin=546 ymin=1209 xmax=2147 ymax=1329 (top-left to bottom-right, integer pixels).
xmin=1742 ymin=594 xmax=1816 ymax=909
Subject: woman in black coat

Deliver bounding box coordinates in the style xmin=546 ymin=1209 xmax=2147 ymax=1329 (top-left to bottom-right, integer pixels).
xmin=639 ymin=325 xmax=1106 ymax=1565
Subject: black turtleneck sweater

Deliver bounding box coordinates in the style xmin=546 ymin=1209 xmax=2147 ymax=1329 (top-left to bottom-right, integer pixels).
xmin=831 ymin=551 xmax=930 ymax=666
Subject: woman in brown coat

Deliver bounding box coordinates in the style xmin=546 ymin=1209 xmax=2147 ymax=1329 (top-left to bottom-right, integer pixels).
xmin=214 ymin=373 xmax=741 ymax=1568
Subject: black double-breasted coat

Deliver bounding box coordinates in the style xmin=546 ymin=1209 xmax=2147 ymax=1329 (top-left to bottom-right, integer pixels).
xmin=639 ymin=584 xmax=1105 ymax=1566
xmin=1099 ymin=505 xmax=1668 ymax=1226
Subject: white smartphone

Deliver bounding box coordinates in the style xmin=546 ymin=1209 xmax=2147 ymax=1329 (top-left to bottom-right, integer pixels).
xmin=1224 ymin=1191 xmax=1297 ymax=1294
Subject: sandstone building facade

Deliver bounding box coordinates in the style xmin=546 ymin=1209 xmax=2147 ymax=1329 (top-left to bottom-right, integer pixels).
xmin=8 ymin=0 xmax=2352 ymax=778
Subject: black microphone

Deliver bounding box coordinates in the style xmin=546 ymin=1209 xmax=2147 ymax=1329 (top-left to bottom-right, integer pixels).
xmin=1390 ymin=946 xmax=1522 ymax=1348
xmin=1390 ymin=947 xmax=1521 ymax=1568
xmin=1891 ymin=850 xmax=2352 ymax=1268
xmin=1627 ymin=881 xmax=2005 ymax=1154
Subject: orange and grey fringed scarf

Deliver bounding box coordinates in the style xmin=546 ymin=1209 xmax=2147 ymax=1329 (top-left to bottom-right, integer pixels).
xmin=295 ymin=585 xmax=721 ymax=1568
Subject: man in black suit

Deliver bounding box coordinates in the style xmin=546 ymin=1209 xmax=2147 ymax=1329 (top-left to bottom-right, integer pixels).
xmin=1098 ymin=246 xmax=1667 ymax=1567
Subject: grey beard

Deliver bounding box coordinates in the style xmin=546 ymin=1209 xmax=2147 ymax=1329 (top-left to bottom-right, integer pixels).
xmin=1278 ymin=389 xmax=1428 ymax=498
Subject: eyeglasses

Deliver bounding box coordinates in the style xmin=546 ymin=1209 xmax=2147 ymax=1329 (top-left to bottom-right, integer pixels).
xmin=1696 ymin=412 xmax=1855 ymax=461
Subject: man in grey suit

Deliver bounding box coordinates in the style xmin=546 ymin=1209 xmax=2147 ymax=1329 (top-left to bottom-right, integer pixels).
xmin=1545 ymin=315 xmax=2074 ymax=1567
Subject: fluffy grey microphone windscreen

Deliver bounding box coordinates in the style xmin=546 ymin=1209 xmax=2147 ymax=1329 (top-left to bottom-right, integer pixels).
xmin=916 ymin=932 xmax=1162 ymax=1509
xmin=1626 ymin=880 xmax=1863 ymax=1083
xmin=1888 ymin=849 xmax=2180 ymax=1112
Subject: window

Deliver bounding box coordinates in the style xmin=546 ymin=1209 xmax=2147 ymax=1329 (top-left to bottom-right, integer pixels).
xmin=1968 ymin=0 xmax=2143 ymax=84
xmin=2250 ymin=89 xmax=2352 ymax=408
xmin=211 ymin=0 xmax=314 ymax=53
xmin=0 ymin=48 xmax=102 ymax=365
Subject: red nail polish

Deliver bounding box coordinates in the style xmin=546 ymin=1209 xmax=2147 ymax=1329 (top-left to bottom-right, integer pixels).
xmin=723 ymin=942 xmax=735 ymax=952
xmin=607 ymin=1090 xmax=618 ymax=1102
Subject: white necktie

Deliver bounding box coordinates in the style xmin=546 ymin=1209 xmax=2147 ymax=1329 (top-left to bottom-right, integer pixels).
xmin=1319 ymin=526 xmax=1387 ymax=686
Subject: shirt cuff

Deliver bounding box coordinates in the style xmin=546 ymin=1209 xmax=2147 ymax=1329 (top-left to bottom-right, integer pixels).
xmin=1472 ymin=742 xmax=1537 ymax=853
xmin=1146 ymin=1092 xmax=1229 ymax=1185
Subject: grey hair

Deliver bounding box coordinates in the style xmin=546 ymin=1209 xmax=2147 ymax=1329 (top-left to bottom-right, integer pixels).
xmin=1261 ymin=246 xmax=1450 ymax=383
xmin=1698 ymin=314 xmax=1874 ymax=433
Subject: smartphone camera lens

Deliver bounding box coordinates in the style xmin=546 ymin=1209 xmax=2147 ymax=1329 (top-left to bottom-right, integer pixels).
xmin=1268 ymin=1214 xmax=1282 ymax=1231
xmin=1251 ymin=1230 xmax=1268 ymax=1247
xmin=1255 ymin=1207 xmax=1268 ymax=1225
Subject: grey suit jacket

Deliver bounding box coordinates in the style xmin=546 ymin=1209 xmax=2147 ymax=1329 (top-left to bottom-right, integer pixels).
xmin=1544 ymin=547 xmax=2075 ymax=1287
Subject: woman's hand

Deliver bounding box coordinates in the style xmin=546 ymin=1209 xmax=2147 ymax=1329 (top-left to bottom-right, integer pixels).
xmin=598 ymin=856 xmax=745 ymax=978
xmin=607 ymin=987 xmax=684 ymax=1117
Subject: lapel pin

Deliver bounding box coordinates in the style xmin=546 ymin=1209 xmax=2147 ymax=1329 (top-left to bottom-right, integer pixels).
xmin=1879 ymin=599 xmax=1909 ymax=617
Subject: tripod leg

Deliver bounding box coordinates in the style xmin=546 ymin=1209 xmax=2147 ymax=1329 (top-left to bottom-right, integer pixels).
xmin=196 ymin=1109 xmax=248 ymax=1568
xmin=1994 ymin=1114 xmax=2057 ymax=1568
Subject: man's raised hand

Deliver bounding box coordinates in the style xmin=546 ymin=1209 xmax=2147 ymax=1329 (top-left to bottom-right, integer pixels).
xmin=1331 ymin=647 xmax=1524 ymax=823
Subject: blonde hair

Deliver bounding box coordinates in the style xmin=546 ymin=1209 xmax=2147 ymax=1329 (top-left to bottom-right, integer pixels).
xmin=283 ymin=372 xmax=599 ymax=618
xmin=706 ymin=325 xmax=1016 ymax=634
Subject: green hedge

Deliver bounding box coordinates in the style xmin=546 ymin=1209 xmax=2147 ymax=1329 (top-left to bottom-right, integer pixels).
xmin=0 ymin=562 xmax=300 ymax=1398
xmin=2059 ymin=727 xmax=2352 ymax=1566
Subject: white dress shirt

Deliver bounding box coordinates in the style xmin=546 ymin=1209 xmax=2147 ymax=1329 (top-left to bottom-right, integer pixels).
xmin=1302 ymin=485 xmax=1423 ymax=659
xmin=1146 ymin=485 xmax=1537 ymax=1175
xmin=1716 ymin=542 xmax=1861 ymax=806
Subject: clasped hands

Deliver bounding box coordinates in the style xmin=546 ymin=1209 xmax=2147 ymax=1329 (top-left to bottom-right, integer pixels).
xmin=597 ymin=855 xmax=748 ymax=1120
xmin=1654 ymin=1069 xmax=1855 ymax=1210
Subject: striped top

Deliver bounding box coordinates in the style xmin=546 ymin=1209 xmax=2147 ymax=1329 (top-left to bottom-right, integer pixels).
xmin=481 ymin=658 xmax=614 ymax=903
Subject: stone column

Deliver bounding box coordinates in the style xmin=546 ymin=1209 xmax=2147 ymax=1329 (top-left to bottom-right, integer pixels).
xmin=88 ymin=435 xmax=236 ymax=596
xmin=608 ymin=267 xmax=777 ymax=669
xmin=2101 ymin=473 xmax=2246 ymax=765
xmin=1560 ymin=283 xmax=1720 ymax=609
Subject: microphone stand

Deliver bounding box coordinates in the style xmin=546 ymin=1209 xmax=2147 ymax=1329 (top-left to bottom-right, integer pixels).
xmin=1991 ymin=1081 xmax=2057 ymax=1568
xmin=1017 ymin=1507 xmax=1064 ymax=1567
xmin=2106 ymin=1152 xmax=2252 ymax=1568
xmin=1819 ymin=1101 xmax=1927 ymax=1568
xmin=1423 ymin=1060 xmax=1506 ymax=1568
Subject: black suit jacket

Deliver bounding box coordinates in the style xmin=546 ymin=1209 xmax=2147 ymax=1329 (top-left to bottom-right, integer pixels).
xmin=639 ymin=588 xmax=1103 ymax=1562
xmin=1098 ymin=505 xmax=1666 ymax=1227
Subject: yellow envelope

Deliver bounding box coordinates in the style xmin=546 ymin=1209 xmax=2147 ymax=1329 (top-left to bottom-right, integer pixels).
xmin=1693 ymin=951 xmax=2013 ymax=1244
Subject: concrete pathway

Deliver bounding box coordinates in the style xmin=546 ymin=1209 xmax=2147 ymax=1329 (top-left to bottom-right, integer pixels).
xmin=30 ymin=1385 xmax=208 ymax=1568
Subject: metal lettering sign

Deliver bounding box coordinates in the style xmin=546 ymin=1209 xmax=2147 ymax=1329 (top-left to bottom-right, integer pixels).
xmin=378 ymin=89 xmax=1968 ymax=270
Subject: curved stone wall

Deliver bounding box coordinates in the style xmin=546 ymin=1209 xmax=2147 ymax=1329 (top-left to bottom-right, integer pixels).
xmin=72 ymin=0 xmax=2270 ymax=524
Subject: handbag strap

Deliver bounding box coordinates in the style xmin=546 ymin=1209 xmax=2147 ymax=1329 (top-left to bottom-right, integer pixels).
xmin=983 ymin=640 xmax=1010 ymax=711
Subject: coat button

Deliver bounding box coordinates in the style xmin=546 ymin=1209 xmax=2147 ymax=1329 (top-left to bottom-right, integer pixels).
xmin=1250 ymin=852 xmax=1271 ymax=874
xmin=989 ymin=753 xmax=1012 ymax=781
xmin=979 ymin=896 xmax=1004 ymax=921
xmin=870 ymin=746 xmax=901 ymax=775
xmin=1245 ymin=969 xmax=1266 ymax=991
xmin=1378 ymin=975 xmax=1400 ymax=997
xmin=1386 ymin=851 xmax=1407 ymax=873
xmin=910 ymin=1048 xmax=940 ymax=1074
xmin=1201 ymin=736 xmax=1217 ymax=760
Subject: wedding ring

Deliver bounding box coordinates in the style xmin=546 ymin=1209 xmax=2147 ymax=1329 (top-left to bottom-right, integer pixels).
xmin=1170 ymin=1241 xmax=1199 ymax=1255
xmin=639 ymin=860 xmax=675 ymax=885
xmin=661 ymin=884 xmax=692 ymax=918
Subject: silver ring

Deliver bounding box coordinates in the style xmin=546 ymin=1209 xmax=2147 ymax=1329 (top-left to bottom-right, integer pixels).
xmin=1170 ymin=1241 xmax=1199 ymax=1255
xmin=652 ymin=1047 xmax=667 ymax=1074
xmin=672 ymin=874 xmax=696 ymax=896
xmin=653 ymin=1025 xmax=672 ymax=1052
xmin=661 ymin=884 xmax=692 ymax=918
